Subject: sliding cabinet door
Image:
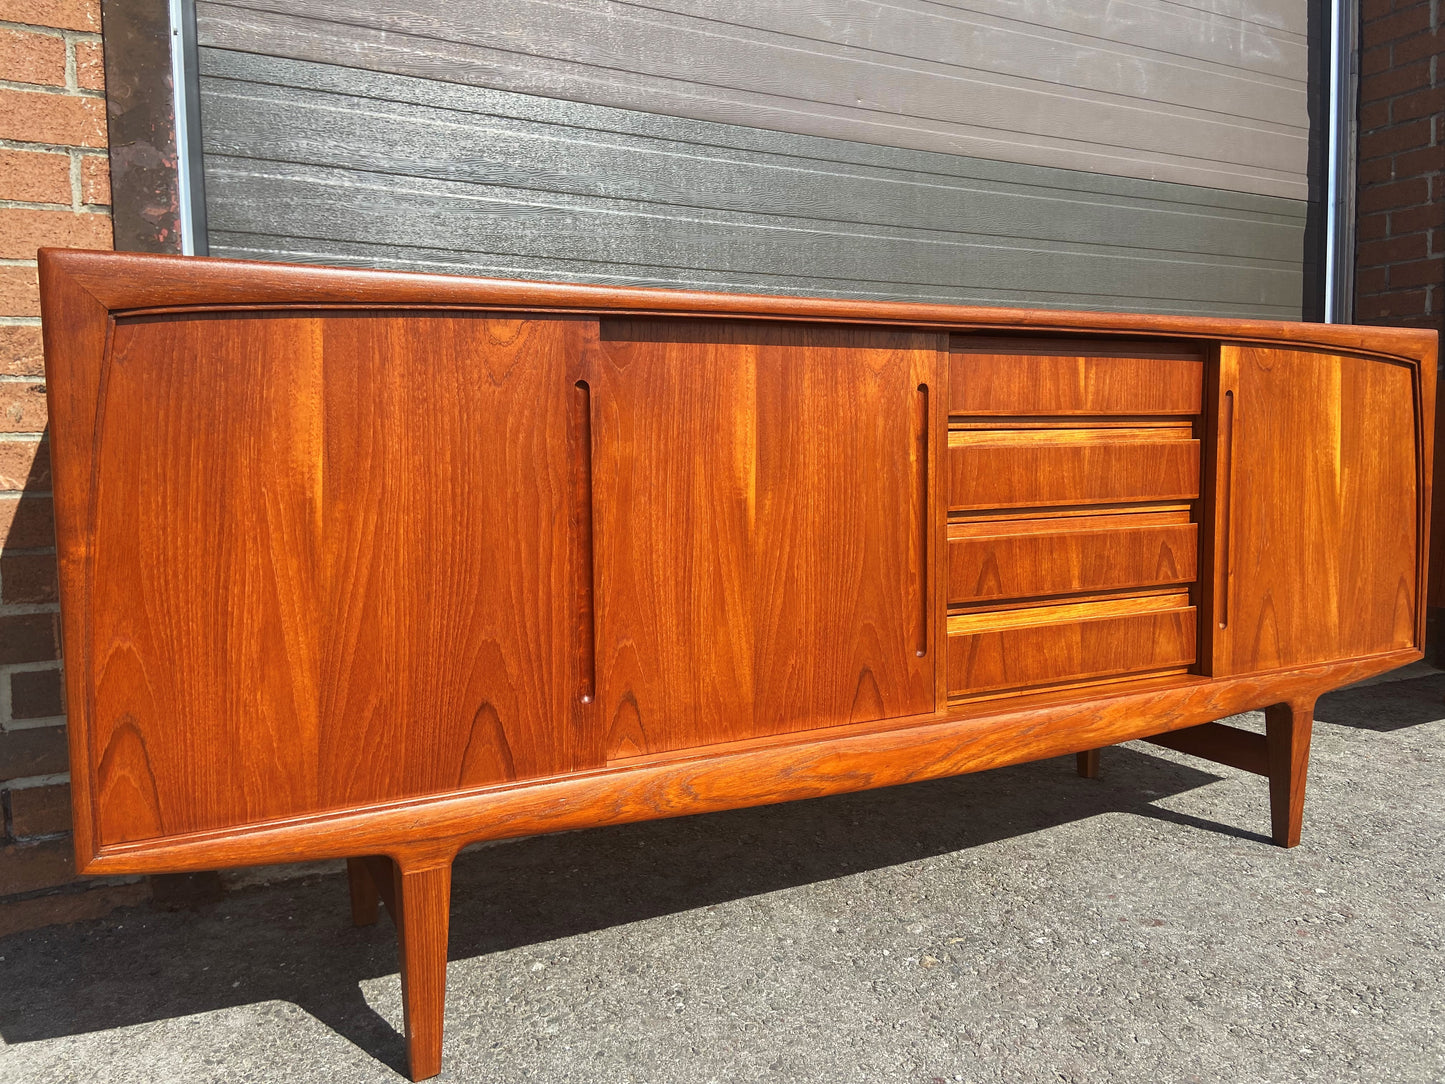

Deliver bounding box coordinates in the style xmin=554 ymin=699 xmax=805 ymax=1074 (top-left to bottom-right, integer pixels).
xmin=81 ymin=312 xmax=599 ymax=845
xmin=1207 ymin=345 xmax=1423 ymax=676
xmin=587 ymin=321 xmax=942 ymax=758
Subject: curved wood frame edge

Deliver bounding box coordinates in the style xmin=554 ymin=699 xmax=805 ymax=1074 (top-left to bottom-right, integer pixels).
xmin=74 ymin=649 xmax=1418 ymax=876
xmin=39 ymin=253 xmax=112 ymax=871
xmin=38 ymin=249 xmax=1439 ymax=369
xmin=1413 ymin=350 xmax=1437 ymax=647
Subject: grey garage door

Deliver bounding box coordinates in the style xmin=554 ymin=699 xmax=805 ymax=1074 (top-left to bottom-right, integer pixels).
xmin=194 ymin=0 xmax=1316 ymax=318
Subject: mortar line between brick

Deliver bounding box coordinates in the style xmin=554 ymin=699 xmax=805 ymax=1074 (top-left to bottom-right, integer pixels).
xmin=0 ymin=78 xmax=104 ymax=99
xmin=0 ymin=662 xmax=63 ymax=676
xmin=0 ymin=139 xmax=106 ymax=156
xmin=0 ymin=603 xmax=62 ymax=616
xmin=0 ymin=20 xmax=66 ymax=38
xmin=1 ymin=713 xmax=65 ymax=735
xmin=1 ymin=718 xmax=67 ymax=736
xmin=68 ymin=149 xmax=81 ymax=210
xmin=0 ymin=198 xmax=106 ymax=212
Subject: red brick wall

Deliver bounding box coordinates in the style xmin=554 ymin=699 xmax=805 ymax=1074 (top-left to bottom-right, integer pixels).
xmin=0 ymin=0 xmax=148 ymax=935
xmin=1356 ymin=0 xmax=1445 ymax=612
xmin=1355 ymin=0 xmax=1444 ymax=329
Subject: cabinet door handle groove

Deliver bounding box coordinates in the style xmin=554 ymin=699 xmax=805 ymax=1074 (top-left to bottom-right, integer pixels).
xmin=917 ymin=382 xmax=930 ymax=658
xmin=573 ymin=379 xmax=597 ymax=702
xmin=1219 ymin=388 xmax=1234 ymax=631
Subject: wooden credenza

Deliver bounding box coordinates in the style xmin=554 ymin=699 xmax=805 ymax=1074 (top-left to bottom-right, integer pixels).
xmin=39 ymin=250 xmax=1436 ymax=1080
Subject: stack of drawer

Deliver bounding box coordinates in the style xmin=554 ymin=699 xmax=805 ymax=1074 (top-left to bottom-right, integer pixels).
xmin=946 ymin=337 xmax=1205 ymax=699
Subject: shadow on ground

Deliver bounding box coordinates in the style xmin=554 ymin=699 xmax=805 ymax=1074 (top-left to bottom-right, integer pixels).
xmin=1316 ymin=671 xmax=1445 ymax=731
xmin=0 ymin=745 xmax=1237 ymax=1072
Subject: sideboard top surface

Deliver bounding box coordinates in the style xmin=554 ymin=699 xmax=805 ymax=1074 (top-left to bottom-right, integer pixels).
xmin=37 ymin=248 xmax=1439 ymax=366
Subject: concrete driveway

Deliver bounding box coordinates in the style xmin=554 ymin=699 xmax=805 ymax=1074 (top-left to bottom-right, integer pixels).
xmin=2 ymin=667 xmax=1442 ymax=1083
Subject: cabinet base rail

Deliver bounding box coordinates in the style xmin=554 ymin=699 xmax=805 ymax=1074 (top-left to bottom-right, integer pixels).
xmin=339 ymin=686 xmax=1325 ymax=1081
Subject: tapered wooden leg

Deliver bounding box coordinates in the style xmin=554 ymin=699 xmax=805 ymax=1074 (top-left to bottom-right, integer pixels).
xmin=392 ymin=860 xmax=452 ymax=1082
xmin=347 ymin=857 xmax=380 ymax=927
xmin=1076 ymin=749 xmax=1100 ymax=778
xmin=1264 ymin=699 xmax=1314 ymax=848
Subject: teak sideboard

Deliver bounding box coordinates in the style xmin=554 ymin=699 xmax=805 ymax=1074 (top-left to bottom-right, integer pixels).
xmin=38 ymin=249 xmax=1436 ymax=1080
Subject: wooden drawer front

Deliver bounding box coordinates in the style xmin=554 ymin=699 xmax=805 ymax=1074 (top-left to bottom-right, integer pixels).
xmin=947 ymin=594 xmax=1196 ymax=696
xmin=949 ymin=517 xmax=1198 ymax=603
xmin=949 ymin=339 xmax=1203 ymax=415
xmin=948 ymin=430 xmax=1199 ymax=510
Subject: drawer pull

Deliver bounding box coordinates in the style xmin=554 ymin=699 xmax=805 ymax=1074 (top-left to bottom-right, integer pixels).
xmin=948 ymin=430 xmax=1200 ymax=511
xmin=947 ymin=594 xmax=1197 ymax=696
xmin=948 ymin=341 xmax=1203 ymax=416
xmin=948 ymin=518 xmax=1198 ymax=604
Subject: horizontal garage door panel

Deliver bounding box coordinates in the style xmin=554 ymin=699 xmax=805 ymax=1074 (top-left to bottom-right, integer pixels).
xmin=198 ymin=50 xmax=1310 ymax=318
xmin=196 ymin=0 xmax=1309 ymax=199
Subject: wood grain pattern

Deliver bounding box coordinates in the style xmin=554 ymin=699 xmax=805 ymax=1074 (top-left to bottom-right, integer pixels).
xmin=947 ymin=516 xmax=1197 ymax=603
xmin=37 ymin=253 xmax=115 ymax=868
xmin=39 ymin=245 xmax=1427 ymax=867
xmin=37 ymin=248 xmax=1434 ymax=867
xmin=87 ymin=313 xmax=324 ymax=845
xmin=391 ymin=861 xmax=452 ymax=1081
xmin=37 ymin=248 xmax=1439 ymax=367
xmin=1265 ymin=700 xmax=1313 ymax=848
xmin=946 ymin=593 xmax=1197 ymax=696
xmin=77 ymin=650 xmax=1419 ymax=878
xmin=944 ymin=501 xmax=1195 ymax=524
xmin=81 ymin=311 xmax=599 ymax=846
xmin=948 ymin=342 xmax=1203 ymax=415
xmin=1433 ymin=385 xmax=1445 ymax=609
xmin=315 ymin=314 xmax=596 ymax=807
xmin=347 ymin=856 xmax=380 ymax=927
xmin=948 ymin=429 xmax=1201 ymax=510
xmin=588 ymin=320 xmax=938 ymax=755
xmin=1141 ymin=721 xmax=1269 ymax=776
xmin=36 ymin=249 xmax=1436 ymax=1083
xmin=1210 ymin=346 xmax=1420 ymax=674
